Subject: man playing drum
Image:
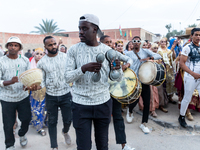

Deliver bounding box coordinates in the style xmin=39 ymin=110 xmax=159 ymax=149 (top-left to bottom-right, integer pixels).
xmin=179 ymin=28 xmax=200 ymax=128
xmin=0 ymin=37 xmax=38 ymax=150
xmin=100 ymin=35 xmax=135 ymax=150
xmin=125 ymin=36 xmax=162 ymax=134
xmin=37 ymin=36 xmax=72 ymax=149
xmin=65 ymin=14 xmax=132 ymax=150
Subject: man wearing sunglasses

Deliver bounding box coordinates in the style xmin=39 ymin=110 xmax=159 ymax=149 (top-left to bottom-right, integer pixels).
xmin=125 ymin=36 xmax=162 ymax=134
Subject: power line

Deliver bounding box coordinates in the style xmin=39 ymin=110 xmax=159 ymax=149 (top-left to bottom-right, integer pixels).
xmin=103 ymin=3 xmax=134 ymax=28
xmin=183 ymin=0 xmax=200 ymax=23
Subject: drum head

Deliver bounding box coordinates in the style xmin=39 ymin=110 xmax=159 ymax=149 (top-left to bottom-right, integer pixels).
xmin=138 ymin=61 xmax=156 ymax=84
xmin=109 ymin=68 xmax=137 ymax=99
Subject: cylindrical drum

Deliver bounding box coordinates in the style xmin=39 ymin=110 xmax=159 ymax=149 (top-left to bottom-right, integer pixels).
xmin=138 ymin=61 xmax=166 ymax=86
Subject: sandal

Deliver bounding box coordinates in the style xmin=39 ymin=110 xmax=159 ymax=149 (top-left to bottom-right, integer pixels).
xmin=38 ymin=129 xmax=46 ymax=136
xmin=186 ymin=112 xmax=193 ymax=121
xmin=150 ymin=111 xmax=157 ymax=118
xmin=159 ymin=106 xmax=168 ymax=113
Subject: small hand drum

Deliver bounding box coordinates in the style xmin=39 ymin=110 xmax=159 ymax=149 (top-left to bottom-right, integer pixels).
xmin=19 ymin=68 xmax=43 ymax=87
xmin=109 ymin=68 xmax=142 ymax=104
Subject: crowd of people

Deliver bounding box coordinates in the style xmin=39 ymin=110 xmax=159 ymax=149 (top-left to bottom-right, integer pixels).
xmin=0 ymin=13 xmax=200 ymax=150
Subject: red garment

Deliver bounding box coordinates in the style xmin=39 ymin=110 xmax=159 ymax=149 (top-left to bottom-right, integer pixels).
xmin=29 ymin=57 xmax=33 ymax=62
xmin=174 ymin=70 xmax=183 ymax=91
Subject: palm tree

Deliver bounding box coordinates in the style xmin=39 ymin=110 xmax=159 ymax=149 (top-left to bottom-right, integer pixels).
xmin=165 ymin=24 xmax=172 ymax=33
xmin=31 ymin=19 xmax=65 ymax=35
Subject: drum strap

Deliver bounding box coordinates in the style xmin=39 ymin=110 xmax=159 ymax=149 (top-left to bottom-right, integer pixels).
xmin=133 ymin=50 xmax=141 ymax=60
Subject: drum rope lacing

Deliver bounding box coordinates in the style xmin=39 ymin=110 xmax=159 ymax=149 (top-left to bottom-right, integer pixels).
xmin=151 ymin=65 xmax=166 ymax=86
xmin=125 ymin=82 xmax=142 ymax=104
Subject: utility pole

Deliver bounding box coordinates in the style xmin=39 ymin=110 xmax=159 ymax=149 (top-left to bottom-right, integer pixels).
xmin=196 ymin=18 xmax=200 ymax=27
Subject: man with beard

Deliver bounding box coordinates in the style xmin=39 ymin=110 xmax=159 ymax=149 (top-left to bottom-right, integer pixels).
xmin=37 ymin=36 xmax=72 ymax=150
xmin=65 ymin=14 xmax=132 ymax=150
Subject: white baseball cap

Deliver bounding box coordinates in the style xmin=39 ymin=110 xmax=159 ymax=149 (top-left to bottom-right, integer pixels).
xmin=5 ymin=36 xmax=23 ymax=50
xmin=79 ymin=14 xmax=99 ymax=27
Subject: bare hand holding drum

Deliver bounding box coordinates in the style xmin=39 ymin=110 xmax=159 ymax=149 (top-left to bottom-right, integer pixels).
xmin=19 ymin=68 xmax=43 ymax=91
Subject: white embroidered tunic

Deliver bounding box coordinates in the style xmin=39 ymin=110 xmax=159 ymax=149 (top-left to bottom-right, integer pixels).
xmin=0 ymin=55 xmax=30 ymax=102
xmin=37 ymin=51 xmax=70 ymax=96
xmin=125 ymin=48 xmax=162 ymax=76
xmin=65 ymin=42 xmax=133 ymax=105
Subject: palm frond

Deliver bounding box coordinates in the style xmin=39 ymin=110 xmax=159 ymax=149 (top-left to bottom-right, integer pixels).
xmin=30 ymin=19 xmax=65 ymax=35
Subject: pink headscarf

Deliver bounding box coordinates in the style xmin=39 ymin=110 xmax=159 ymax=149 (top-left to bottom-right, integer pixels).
xmin=30 ymin=57 xmax=37 ymax=69
xmin=30 ymin=48 xmax=44 ymax=69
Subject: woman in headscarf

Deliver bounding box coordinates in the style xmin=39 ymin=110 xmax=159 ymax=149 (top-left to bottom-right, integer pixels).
xmin=60 ymin=45 xmax=67 ymax=53
xmin=140 ymin=41 xmax=148 ymax=49
xmin=168 ymin=38 xmax=182 ymax=58
xmin=158 ymin=37 xmax=177 ymax=103
xmin=30 ymin=47 xmax=47 ymax=136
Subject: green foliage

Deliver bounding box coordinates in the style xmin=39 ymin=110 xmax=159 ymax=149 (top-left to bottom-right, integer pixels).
xmin=165 ymin=24 xmax=172 ymax=33
xmin=188 ymin=24 xmax=197 ymax=27
xmin=165 ymin=23 xmax=186 ymax=39
xmin=166 ymin=30 xmax=185 ymax=40
xmin=31 ymin=19 xmax=65 ymax=35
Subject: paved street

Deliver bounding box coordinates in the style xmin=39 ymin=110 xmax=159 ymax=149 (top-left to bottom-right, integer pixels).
xmin=1 ymin=96 xmax=200 ymax=150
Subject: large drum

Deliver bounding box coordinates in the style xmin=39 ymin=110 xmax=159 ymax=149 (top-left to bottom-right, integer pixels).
xmin=19 ymin=68 xmax=43 ymax=87
xmin=138 ymin=61 xmax=166 ymax=86
xmin=108 ymin=68 xmax=142 ymax=104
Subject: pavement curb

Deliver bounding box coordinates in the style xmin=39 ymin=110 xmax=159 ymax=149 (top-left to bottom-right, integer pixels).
xmin=134 ymin=110 xmax=197 ymax=132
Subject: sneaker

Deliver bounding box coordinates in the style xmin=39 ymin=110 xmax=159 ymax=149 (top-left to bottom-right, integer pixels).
xmin=178 ymin=115 xmax=187 ymax=128
xmin=62 ymin=131 xmax=71 ymax=145
xmin=6 ymin=146 xmax=15 ymax=150
xmin=139 ymin=123 xmax=150 ymax=134
xmin=122 ymin=144 xmax=135 ymax=150
xmin=52 ymin=148 xmax=58 ymax=150
xmin=126 ymin=108 xmax=134 ymax=123
xmin=19 ymin=135 xmax=28 ymax=147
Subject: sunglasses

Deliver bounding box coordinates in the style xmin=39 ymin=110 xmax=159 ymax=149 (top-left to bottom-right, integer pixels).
xmin=132 ymin=40 xmax=141 ymax=43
